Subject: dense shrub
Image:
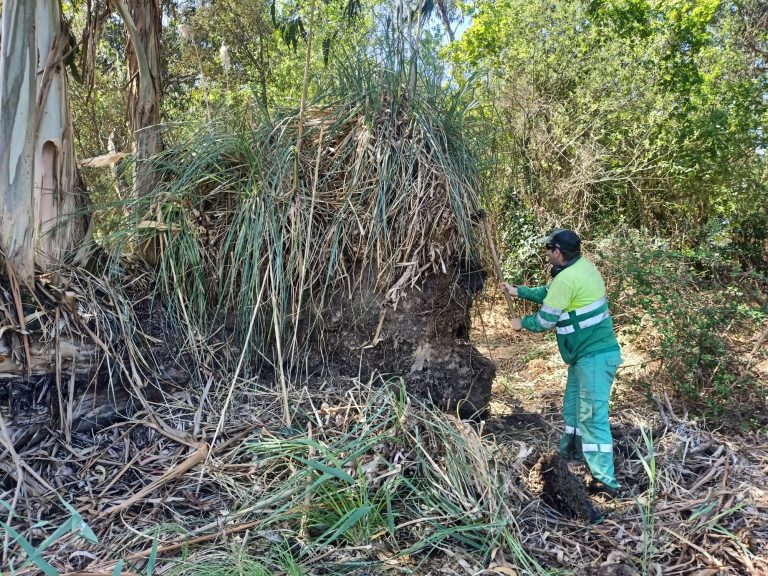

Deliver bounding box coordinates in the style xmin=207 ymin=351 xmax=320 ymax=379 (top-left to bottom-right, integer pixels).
xmin=596 ymin=231 xmax=767 ymax=428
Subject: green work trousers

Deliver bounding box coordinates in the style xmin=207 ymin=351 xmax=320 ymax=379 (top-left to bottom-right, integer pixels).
xmin=559 ymin=349 xmax=622 ymax=490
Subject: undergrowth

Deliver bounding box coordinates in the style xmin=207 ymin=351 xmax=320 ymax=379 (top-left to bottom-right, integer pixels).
xmin=0 ymin=381 xmax=545 ymax=575
xmin=597 ymin=230 xmax=767 ymax=428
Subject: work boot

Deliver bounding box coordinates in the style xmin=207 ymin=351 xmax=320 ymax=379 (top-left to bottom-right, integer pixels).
xmin=587 ymin=479 xmax=620 ymax=499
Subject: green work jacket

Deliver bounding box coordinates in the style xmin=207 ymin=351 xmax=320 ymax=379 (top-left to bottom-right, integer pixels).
xmin=517 ymin=257 xmax=620 ymax=365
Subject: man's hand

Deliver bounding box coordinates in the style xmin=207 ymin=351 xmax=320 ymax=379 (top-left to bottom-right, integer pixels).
xmin=511 ymin=318 xmax=522 ymax=330
xmin=499 ymin=282 xmax=518 ymax=297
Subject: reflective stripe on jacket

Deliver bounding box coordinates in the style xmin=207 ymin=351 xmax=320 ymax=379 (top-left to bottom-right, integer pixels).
xmin=518 ymin=257 xmax=620 ymax=364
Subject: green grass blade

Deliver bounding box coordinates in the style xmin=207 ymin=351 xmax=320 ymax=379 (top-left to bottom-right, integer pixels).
xmin=0 ymin=522 xmax=58 ymax=576
xmin=314 ymin=505 xmax=373 ymax=547
xmin=291 ymin=455 xmax=354 ymax=484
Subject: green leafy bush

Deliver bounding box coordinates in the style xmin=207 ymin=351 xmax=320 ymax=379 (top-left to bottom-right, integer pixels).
xmin=597 ymin=231 xmax=767 ymax=426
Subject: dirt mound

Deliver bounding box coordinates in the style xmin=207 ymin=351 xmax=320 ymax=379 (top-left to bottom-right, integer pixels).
xmin=528 ymin=451 xmax=602 ymax=523
xmin=314 ymin=261 xmax=494 ymax=418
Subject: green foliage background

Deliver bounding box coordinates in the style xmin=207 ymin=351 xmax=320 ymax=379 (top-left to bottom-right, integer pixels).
xmin=62 ymin=0 xmax=767 ymax=424
xmin=445 ymin=0 xmax=767 ymax=422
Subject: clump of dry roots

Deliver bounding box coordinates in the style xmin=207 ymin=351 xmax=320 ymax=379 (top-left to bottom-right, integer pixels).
xmin=120 ymin=96 xmax=484 ymax=380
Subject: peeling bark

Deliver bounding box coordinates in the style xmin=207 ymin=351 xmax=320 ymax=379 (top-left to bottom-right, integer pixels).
xmin=34 ymin=0 xmax=89 ymax=268
xmin=114 ymin=0 xmax=163 ymax=198
xmin=0 ymin=0 xmax=38 ymax=286
xmin=0 ymin=1 xmax=88 ymax=285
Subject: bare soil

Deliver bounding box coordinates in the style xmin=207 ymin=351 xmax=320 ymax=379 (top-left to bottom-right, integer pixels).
xmin=309 ymin=262 xmax=495 ymax=418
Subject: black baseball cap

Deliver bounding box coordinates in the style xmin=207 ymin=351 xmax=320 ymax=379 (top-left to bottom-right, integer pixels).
xmin=537 ymin=228 xmax=581 ymax=253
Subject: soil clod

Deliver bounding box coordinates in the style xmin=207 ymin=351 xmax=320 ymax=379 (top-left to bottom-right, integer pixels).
xmin=578 ymin=564 xmax=639 ymax=576
xmin=528 ymin=451 xmax=603 ymax=523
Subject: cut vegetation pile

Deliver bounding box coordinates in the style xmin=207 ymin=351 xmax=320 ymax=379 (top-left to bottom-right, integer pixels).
xmin=2 ymin=374 xmax=766 ymax=575
xmin=0 ymin=266 xmax=164 ymax=451
xmin=0 ymin=380 xmax=542 ymax=574
xmin=1 ymin=79 xmax=503 ymax=572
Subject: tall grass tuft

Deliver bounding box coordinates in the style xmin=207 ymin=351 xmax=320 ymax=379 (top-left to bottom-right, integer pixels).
xmin=635 ymin=426 xmax=657 ymax=576
xmin=103 ymin=52 xmax=483 ymax=387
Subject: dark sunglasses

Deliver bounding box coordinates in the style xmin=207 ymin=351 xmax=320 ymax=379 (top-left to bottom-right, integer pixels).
xmin=545 ymin=243 xmax=557 ymax=251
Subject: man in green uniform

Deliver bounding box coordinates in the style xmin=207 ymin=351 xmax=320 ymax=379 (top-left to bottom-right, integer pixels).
xmin=501 ymin=229 xmax=622 ymax=493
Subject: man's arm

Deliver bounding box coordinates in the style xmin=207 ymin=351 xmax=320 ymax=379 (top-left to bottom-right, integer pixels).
xmin=514 ymin=279 xmax=572 ymax=332
xmin=500 ymin=283 xmax=549 ymax=304
xmin=517 ymin=285 xmax=548 ymax=304
xmin=520 ymin=303 xmax=563 ymax=332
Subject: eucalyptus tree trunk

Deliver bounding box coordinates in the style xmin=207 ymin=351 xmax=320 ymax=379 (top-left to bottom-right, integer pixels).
xmin=35 ymin=0 xmax=89 ymax=269
xmin=0 ymin=0 xmax=86 ymax=286
xmin=0 ymin=1 xmax=38 ymax=286
xmin=115 ymin=0 xmax=163 ymax=198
